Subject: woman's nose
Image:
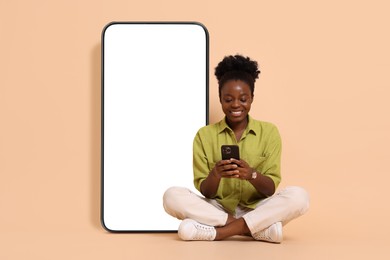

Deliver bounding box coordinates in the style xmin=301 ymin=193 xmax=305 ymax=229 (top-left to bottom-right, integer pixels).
xmin=231 ymin=100 xmax=240 ymax=107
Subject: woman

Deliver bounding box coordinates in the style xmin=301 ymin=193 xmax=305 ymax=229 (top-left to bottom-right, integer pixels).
xmin=163 ymin=54 xmax=309 ymax=242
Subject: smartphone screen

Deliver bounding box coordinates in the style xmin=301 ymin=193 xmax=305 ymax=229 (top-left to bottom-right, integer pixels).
xmin=102 ymin=22 xmax=208 ymax=232
xmin=221 ymin=145 xmax=240 ymax=160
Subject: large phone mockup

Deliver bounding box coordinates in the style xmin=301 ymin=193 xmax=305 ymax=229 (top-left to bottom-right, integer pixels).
xmin=102 ymin=22 xmax=209 ymax=231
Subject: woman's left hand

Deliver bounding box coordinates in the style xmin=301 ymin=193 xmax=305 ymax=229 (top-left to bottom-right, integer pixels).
xmin=229 ymin=158 xmax=254 ymax=180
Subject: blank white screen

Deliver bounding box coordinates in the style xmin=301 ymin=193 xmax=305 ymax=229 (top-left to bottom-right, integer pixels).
xmin=102 ymin=23 xmax=208 ymax=231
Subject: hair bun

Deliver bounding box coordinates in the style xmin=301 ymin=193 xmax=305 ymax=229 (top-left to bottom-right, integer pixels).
xmin=215 ymin=54 xmax=260 ymax=82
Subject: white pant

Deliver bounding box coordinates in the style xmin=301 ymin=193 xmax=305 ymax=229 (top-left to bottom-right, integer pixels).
xmin=163 ymin=186 xmax=309 ymax=234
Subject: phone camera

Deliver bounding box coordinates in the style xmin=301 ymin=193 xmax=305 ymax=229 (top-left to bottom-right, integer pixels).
xmin=222 ymin=146 xmax=231 ymax=154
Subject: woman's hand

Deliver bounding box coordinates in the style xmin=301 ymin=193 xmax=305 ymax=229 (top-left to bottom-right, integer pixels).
xmin=211 ymin=159 xmax=240 ymax=178
xmin=205 ymin=159 xmax=276 ymax=198
xmin=211 ymin=158 xmax=253 ymax=180
xmin=230 ymin=158 xmax=276 ymax=197
xmin=229 ymin=158 xmax=254 ymax=180
xmin=201 ymin=159 xmax=240 ymax=198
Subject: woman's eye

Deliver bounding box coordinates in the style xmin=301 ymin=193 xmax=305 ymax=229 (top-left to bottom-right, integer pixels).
xmin=240 ymin=99 xmax=247 ymax=102
xmin=224 ymin=99 xmax=232 ymax=103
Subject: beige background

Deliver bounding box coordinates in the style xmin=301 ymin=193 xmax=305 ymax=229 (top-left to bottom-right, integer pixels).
xmin=1 ymin=0 xmax=389 ymax=259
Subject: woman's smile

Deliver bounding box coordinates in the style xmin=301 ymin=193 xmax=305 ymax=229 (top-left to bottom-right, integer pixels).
xmin=230 ymin=110 xmax=244 ymax=117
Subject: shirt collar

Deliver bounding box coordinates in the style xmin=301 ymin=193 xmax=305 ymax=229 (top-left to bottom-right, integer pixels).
xmin=217 ymin=115 xmax=258 ymax=136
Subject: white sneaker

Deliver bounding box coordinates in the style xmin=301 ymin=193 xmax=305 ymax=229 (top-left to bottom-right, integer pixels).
xmin=252 ymin=222 xmax=283 ymax=243
xmin=178 ymin=219 xmax=216 ymax=241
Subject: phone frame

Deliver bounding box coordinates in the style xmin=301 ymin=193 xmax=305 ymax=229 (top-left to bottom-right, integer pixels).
xmin=101 ymin=21 xmax=209 ymax=232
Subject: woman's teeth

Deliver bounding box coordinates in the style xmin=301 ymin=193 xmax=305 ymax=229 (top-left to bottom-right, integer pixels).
xmin=231 ymin=111 xmax=242 ymax=116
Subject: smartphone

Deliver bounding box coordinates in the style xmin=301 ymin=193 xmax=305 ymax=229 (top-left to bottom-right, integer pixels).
xmin=221 ymin=145 xmax=240 ymax=161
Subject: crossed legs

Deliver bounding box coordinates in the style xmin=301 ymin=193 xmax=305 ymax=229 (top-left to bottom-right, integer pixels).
xmin=163 ymin=186 xmax=309 ymax=241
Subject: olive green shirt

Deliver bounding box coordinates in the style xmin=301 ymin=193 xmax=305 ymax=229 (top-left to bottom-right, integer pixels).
xmin=193 ymin=115 xmax=282 ymax=213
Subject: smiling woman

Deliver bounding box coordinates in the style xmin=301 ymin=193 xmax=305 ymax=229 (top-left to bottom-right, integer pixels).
xmin=163 ymin=54 xmax=310 ymax=242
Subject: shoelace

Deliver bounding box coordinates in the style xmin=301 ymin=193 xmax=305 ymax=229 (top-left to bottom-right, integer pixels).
xmin=254 ymin=228 xmax=271 ymax=241
xmin=193 ymin=223 xmax=215 ymax=240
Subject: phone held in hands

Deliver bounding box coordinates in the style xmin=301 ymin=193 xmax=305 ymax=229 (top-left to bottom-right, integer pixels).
xmin=221 ymin=145 xmax=240 ymax=161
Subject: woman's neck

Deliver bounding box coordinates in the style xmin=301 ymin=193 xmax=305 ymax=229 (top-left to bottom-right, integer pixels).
xmin=226 ymin=117 xmax=248 ymax=139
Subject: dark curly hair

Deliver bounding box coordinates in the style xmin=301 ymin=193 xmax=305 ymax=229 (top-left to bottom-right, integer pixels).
xmin=215 ymin=54 xmax=260 ymax=97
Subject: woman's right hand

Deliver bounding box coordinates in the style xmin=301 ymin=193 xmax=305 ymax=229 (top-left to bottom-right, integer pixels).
xmin=201 ymin=159 xmax=238 ymax=198
xmin=211 ymin=159 xmax=240 ymax=178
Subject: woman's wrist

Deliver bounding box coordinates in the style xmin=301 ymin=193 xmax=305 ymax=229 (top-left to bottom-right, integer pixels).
xmin=211 ymin=168 xmax=221 ymax=179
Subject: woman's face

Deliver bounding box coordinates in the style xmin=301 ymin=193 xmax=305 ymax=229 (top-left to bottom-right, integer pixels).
xmin=220 ymin=80 xmax=253 ymax=125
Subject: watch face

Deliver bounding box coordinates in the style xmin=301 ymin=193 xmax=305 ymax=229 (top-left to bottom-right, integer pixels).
xmin=252 ymin=172 xmax=257 ymax=179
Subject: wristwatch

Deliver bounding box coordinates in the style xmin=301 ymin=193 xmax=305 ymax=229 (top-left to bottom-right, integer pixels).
xmin=251 ymin=171 xmax=257 ymax=180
